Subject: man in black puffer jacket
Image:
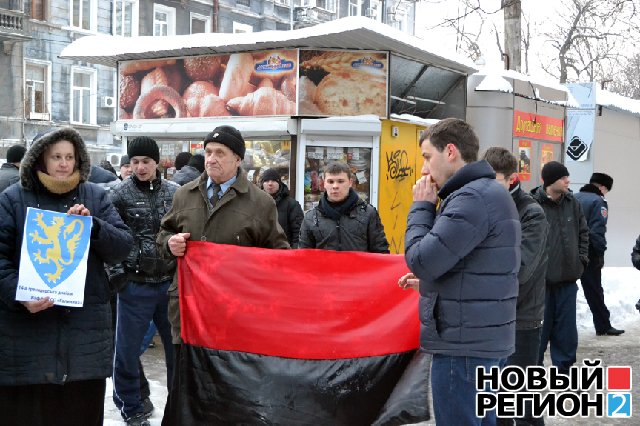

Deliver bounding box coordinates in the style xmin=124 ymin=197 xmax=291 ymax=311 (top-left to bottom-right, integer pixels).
xmin=532 ymin=161 xmax=589 ymax=376
xmin=484 ymin=147 xmax=548 ymax=426
xmin=299 ymin=162 xmax=389 ymax=253
xmin=259 ymin=168 xmax=304 ymax=248
xmin=110 ymin=136 xmax=179 ymax=426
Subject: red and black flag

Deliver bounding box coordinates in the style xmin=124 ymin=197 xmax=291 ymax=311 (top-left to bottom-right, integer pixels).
xmin=168 ymin=242 xmax=430 ymax=425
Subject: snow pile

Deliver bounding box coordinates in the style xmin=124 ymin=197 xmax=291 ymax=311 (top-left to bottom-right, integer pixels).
xmin=576 ymin=267 xmax=640 ymax=333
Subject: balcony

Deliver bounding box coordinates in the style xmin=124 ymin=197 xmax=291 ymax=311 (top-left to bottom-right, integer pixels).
xmin=0 ymin=1 xmax=31 ymax=42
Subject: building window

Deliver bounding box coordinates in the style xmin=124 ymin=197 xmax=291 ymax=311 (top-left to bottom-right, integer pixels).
xmin=232 ymin=21 xmax=253 ymax=33
xmin=274 ymin=0 xmax=289 ymax=5
xmin=303 ymin=0 xmax=335 ymax=12
xmin=236 ymin=0 xmax=250 ymax=7
xmin=31 ymin=0 xmax=46 ymax=20
xmin=70 ymin=0 xmax=96 ymax=31
xmin=25 ymin=60 xmax=51 ymax=119
xmin=390 ymin=9 xmax=406 ymax=32
xmin=348 ymin=0 xmax=358 ymax=16
xmin=153 ymin=4 xmax=176 ymax=36
xmin=190 ymin=12 xmax=210 ymax=34
xmin=113 ymin=0 xmax=138 ymax=36
xmin=70 ymin=67 xmax=96 ymax=124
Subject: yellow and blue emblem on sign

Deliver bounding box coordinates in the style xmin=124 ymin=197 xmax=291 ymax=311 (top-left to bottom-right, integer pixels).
xmin=16 ymin=207 xmax=92 ymax=306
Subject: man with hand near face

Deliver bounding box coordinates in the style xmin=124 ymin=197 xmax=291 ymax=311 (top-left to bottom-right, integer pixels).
xmin=298 ymin=161 xmax=389 ymax=253
xmin=404 ymin=119 xmax=520 ymax=426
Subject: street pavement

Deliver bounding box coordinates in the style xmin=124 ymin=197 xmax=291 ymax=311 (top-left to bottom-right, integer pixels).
xmin=104 ymin=318 xmax=640 ymax=425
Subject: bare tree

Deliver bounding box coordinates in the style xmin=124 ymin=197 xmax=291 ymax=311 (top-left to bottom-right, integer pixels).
xmin=607 ymin=53 xmax=640 ymax=99
xmin=421 ymin=0 xmax=506 ymax=63
xmin=522 ymin=13 xmax=531 ymax=74
xmin=541 ymin=0 xmax=640 ymax=83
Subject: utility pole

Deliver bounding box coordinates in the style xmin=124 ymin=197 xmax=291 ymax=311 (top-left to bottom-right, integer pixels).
xmin=502 ymin=0 xmax=521 ymax=72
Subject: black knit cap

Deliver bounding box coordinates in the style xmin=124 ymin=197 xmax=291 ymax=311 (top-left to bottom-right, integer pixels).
xmin=589 ymin=172 xmax=613 ymax=191
xmin=127 ymin=136 xmax=160 ymax=163
xmin=6 ymin=144 xmax=26 ymax=163
xmin=120 ymin=155 xmax=130 ymax=166
xmin=204 ymin=125 xmax=246 ymax=159
xmin=541 ymin=161 xmax=569 ymax=188
xmin=174 ymin=152 xmax=192 ymax=170
xmin=260 ymin=168 xmax=282 ymax=185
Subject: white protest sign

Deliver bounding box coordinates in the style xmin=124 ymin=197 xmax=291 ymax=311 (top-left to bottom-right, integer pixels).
xmin=16 ymin=207 xmax=92 ymax=307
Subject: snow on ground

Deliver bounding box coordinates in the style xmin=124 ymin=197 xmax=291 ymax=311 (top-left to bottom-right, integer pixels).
xmin=577 ymin=267 xmax=640 ymax=333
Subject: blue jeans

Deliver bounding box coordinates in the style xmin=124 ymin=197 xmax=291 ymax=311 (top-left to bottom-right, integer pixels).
xmin=431 ymin=354 xmax=504 ymax=426
xmin=113 ymin=281 xmax=174 ymax=420
xmin=538 ymin=283 xmax=578 ymax=375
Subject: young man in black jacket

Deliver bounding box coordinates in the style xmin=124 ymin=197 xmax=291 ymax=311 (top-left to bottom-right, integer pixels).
xmin=484 ymin=147 xmax=548 ymax=426
xmin=110 ymin=137 xmax=179 ymax=426
xmin=299 ymin=162 xmax=389 ymax=253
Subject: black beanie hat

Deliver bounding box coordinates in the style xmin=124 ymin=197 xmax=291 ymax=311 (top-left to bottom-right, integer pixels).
xmin=174 ymin=152 xmax=192 ymax=170
xmin=260 ymin=168 xmax=282 ymax=186
xmin=187 ymin=154 xmax=205 ymax=173
xmin=589 ymin=172 xmax=613 ymax=191
xmin=120 ymin=155 xmax=130 ymax=166
xmin=204 ymin=125 xmax=245 ymax=159
xmin=128 ymin=136 xmax=160 ymax=163
xmin=541 ymin=161 xmax=569 ymax=188
xmin=7 ymin=144 xmax=26 ymax=163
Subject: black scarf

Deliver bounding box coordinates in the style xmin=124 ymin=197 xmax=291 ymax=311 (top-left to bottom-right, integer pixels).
xmin=318 ymin=188 xmax=359 ymax=221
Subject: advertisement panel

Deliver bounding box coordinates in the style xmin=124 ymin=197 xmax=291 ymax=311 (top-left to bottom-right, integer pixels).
xmin=513 ymin=110 xmax=564 ymax=143
xmin=298 ymin=50 xmax=388 ymax=118
xmin=517 ymin=139 xmax=532 ymax=182
xmin=118 ymin=50 xmax=298 ymax=119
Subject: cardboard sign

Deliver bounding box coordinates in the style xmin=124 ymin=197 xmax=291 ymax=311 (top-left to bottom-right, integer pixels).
xmin=16 ymin=207 xmax=92 ymax=307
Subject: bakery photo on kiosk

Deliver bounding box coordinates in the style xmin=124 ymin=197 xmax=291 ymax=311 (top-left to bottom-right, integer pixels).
xmin=298 ymin=50 xmax=388 ymax=117
xmin=118 ymin=49 xmax=298 ymax=119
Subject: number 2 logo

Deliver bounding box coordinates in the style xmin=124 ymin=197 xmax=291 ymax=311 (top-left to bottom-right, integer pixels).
xmin=607 ymin=393 xmax=632 ymax=417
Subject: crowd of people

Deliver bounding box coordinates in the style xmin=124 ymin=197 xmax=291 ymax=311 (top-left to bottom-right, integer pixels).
xmin=0 ymin=120 xmax=636 ymax=426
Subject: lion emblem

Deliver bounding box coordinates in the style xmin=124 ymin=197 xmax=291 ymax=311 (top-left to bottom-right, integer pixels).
xmin=28 ymin=212 xmax=86 ymax=285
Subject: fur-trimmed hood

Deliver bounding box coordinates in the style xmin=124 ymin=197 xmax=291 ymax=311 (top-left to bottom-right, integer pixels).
xmin=20 ymin=128 xmax=91 ymax=190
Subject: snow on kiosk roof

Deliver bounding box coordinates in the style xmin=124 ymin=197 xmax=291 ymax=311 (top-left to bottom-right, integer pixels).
xmin=60 ymin=16 xmax=476 ymax=75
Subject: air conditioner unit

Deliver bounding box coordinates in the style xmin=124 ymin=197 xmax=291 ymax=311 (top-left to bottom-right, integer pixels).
xmin=365 ymin=7 xmax=377 ymax=18
xmin=101 ymin=96 xmax=116 ymax=108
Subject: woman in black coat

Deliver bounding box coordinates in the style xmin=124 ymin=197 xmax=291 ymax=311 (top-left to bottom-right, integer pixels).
xmin=0 ymin=128 xmax=133 ymax=425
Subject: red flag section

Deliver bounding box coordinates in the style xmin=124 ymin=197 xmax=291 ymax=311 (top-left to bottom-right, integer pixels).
xmin=179 ymin=241 xmax=419 ymax=359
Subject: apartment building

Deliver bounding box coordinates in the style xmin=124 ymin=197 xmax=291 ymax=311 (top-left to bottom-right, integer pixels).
xmin=0 ymin=0 xmax=415 ymax=162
